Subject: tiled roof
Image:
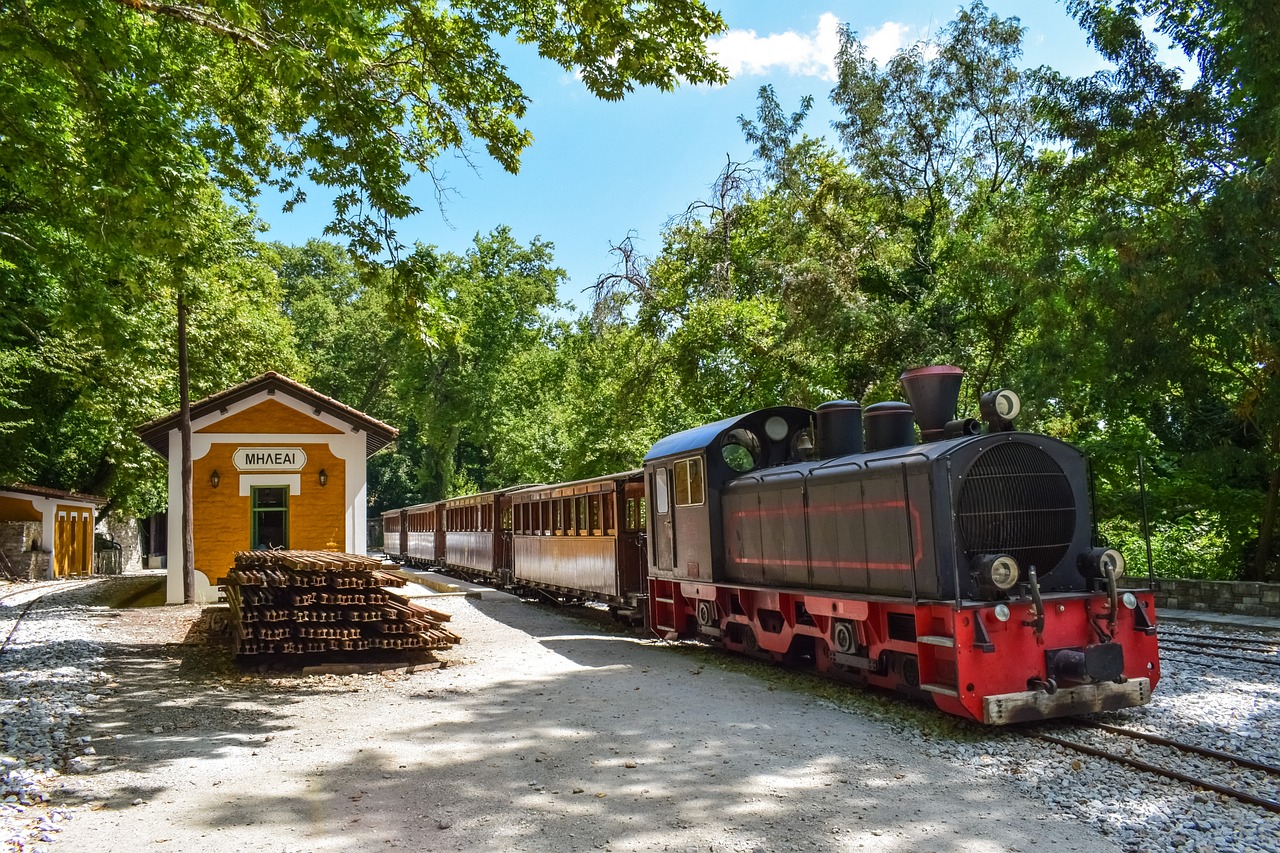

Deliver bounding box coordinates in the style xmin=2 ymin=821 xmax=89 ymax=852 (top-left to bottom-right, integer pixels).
xmin=1 ymin=483 xmax=108 ymax=505
xmin=136 ymin=372 xmax=398 ymax=458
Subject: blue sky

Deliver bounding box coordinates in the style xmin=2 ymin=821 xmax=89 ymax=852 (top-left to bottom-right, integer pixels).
xmin=257 ymin=2 xmax=1120 ymax=312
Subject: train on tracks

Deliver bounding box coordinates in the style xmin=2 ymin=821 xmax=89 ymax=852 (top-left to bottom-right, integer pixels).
xmin=381 ymin=366 xmax=1161 ymax=724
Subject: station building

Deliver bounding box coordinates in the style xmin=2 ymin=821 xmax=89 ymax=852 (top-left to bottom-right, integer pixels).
xmin=137 ymin=372 xmax=398 ymax=604
xmin=0 ymin=484 xmax=106 ymax=579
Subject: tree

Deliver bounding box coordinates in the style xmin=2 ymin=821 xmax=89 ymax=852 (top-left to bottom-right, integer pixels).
xmin=828 ymin=3 xmax=1053 ymax=388
xmin=394 ymin=228 xmax=563 ymax=497
xmin=3 ymin=0 xmax=728 ymax=262
xmin=2 ymin=0 xmax=729 ymax=588
xmin=1041 ymin=0 xmax=1280 ymax=579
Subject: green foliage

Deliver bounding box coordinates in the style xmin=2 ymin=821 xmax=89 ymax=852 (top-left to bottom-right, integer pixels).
xmin=6 ymin=0 xmax=1280 ymax=589
xmin=385 ymin=228 xmax=563 ymax=497
xmin=2 ymin=0 xmax=727 ymax=257
xmin=1037 ymin=0 xmax=1280 ymax=579
xmin=1 ymin=0 xmax=729 ymax=516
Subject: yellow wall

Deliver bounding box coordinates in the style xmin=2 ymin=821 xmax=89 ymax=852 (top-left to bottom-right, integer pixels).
xmin=193 ymin=443 xmax=345 ymax=584
xmin=0 ymin=495 xmax=41 ymax=522
xmin=197 ymin=398 xmax=344 ymax=436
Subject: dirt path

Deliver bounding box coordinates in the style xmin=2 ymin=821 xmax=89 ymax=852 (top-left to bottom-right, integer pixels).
xmin=45 ymin=592 xmax=1115 ymax=853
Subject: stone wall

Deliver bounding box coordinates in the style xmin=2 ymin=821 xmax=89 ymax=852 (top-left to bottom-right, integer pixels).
xmin=1 ymin=521 xmax=48 ymax=579
xmin=1122 ymin=577 xmax=1280 ymax=618
xmin=97 ymin=514 xmax=143 ymax=574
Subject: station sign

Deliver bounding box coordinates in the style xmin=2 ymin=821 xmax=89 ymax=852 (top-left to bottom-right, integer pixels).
xmin=233 ymin=447 xmax=308 ymax=472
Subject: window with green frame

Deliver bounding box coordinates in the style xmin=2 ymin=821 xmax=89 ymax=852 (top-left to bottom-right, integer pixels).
xmin=251 ymin=486 xmax=289 ymax=550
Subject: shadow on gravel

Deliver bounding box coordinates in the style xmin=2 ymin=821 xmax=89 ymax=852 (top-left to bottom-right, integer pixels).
xmin=46 ymin=595 xmax=1105 ymax=853
xmin=169 ymin=601 xmax=1079 ymax=852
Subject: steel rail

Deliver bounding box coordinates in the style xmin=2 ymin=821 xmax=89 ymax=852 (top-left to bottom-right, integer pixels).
xmin=1158 ymin=634 xmax=1279 ymax=653
xmin=1160 ymin=642 xmax=1280 ymax=669
xmin=0 ymin=598 xmax=40 ymax=655
xmin=1037 ymin=733 xmax=1280 ymax=815
xmin=1158 ymin=629 xmax=1280 ymax=647
xmin=0 ymin=579 xmax=99 ymax=654
xmin=1081 ymin=721 xmax=1280 ymax=777
xmin=1040 ymin=720 xmax=1280 ymax=815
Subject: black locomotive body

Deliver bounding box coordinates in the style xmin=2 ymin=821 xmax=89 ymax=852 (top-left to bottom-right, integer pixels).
xmin=717 ymin=432 xmax=1092 ymax=600
xmin=645 ymin=366 xmax=1159 ymax=724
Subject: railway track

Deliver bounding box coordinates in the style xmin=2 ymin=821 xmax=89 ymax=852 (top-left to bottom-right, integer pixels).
xmin=1157 ymin=628 xmax=1280 ymax=669
xmin=0 ymin=579 xmax=100 ymax=654
xmin=1038 ymin=720 xmax=1280 ymax=815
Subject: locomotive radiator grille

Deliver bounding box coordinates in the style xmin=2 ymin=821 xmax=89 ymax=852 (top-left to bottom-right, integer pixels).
xmin=956 ymin=442 xmax=1077 ymax=575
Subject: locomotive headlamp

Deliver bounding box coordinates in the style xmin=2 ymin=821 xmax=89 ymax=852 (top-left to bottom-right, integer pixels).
xmin=973 ymin=554 xmax=1020 ymax=592
xmin=1078 ymin=547 xmax=1126 ymax=580
xmin=1122 ymin=592 xmax=1139 ymax=610
xmin=980 ymin=389 xmax=1021 ymax=422
xmin=993 ymin=603 xmax=1011 ymax=622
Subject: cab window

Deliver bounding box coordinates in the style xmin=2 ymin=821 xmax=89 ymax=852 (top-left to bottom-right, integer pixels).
xmin=674 ymin=458 xmax=705 ymax=507
xmin=654 ymin=469 xmax=670 ymax=514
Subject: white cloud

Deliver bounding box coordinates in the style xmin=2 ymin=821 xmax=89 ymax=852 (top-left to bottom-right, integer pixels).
xmin=709 ymin=14 xmax=915 ymax=82
xmin=862 ymin=21 xmax=912 ymax=65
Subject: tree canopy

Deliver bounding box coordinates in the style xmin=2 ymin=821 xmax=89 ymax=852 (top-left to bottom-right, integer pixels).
xmin=1 ymin=0 xmax=728 ymax=512
xmin=4 ymin=0 xmax=1280 ymax=583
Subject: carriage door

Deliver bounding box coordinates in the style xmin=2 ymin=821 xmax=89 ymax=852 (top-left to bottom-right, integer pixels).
xmin=650 ymin=466 xmax=675 ymax=572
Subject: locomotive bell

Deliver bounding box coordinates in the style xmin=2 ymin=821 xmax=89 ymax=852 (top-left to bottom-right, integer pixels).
xmin=900 ymin=365 xmax=964 ymax=443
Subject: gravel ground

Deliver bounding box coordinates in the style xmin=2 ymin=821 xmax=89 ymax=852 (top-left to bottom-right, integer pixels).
xmin=1 ymin=575 xmax=1278 ymax=852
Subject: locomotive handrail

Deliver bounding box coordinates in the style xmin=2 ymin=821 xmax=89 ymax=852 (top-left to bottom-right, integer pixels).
xmin=1023 ymin=566 xmax=1046 ymax=635
xmin=901 ymin=463 xmax=919 ymax=604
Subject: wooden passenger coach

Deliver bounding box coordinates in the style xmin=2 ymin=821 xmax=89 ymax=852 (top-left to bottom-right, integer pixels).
xmin=440 ymin=488 xmax=529 ymax=582
xmin=509 ymin=471 xmax=648 ymax=615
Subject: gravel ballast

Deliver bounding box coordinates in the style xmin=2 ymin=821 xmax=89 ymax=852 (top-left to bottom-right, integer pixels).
xmin=2 ymin=577 xmax=1278 ymax=852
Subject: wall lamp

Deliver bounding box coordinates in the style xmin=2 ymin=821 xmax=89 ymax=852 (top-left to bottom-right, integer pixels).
xmin=210 ymin=470 xmax=221 ymax=489
xmin=318 ymin=469 xmax=328 ymax=487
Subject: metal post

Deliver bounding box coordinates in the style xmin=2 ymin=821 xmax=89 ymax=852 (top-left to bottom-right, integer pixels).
xmin=1138 ymin=454 xmax=1155 ymax=589
xmin=901 ymin=464 xmax=919 ymax=603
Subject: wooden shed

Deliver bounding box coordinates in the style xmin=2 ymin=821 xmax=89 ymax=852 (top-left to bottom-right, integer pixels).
xmin=0 ymin=484 xmax=107 ymax=579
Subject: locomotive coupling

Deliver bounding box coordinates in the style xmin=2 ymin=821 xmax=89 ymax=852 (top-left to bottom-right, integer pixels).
xmin=1047 ymin=644 xmax=1126 ymax=686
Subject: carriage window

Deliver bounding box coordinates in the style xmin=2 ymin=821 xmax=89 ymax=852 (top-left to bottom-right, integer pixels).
xmin=589 ymin=495 xmax=601 ymax=535
xmin=577 ymin=496 xmax=589 ymax=535
xmin=626 ymin=497 xmax=647 ymax=531
xmin=674 ymin=458 xmax=705 ymax=507
xmin=603 ymin=495 xmax=615 ymax=533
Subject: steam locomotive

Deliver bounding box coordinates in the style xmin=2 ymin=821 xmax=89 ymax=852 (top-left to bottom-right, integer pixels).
xmin=382 ymin=366 xmax=1160 ymax=724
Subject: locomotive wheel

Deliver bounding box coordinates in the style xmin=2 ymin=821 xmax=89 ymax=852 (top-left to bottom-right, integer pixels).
xmin=832 ymin=621 xmax=857 ymax=654
xmin=741 ymin=626 xmax=758 ymax=654
xmin=696 ymin=599 xmax=717 ymax=627
xmin=902 ymin=655 xmax=920 ymax=689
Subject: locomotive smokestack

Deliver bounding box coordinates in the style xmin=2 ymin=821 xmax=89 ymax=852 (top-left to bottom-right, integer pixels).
xmin=900 ymin=365 xmax=964 ymax=443
xmin=816 ymin=400 xmax=863 ymax=459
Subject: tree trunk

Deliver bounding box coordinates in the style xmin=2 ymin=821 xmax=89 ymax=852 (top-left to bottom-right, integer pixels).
xmin=178 ymin=293 xmax=196 ymax=604
xmin=1251 ymin=463 xmax=1280 ymax=583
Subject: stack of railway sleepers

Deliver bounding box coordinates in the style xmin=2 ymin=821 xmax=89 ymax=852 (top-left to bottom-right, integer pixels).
xmin=219 ymin=550 xmax=460 ymax=662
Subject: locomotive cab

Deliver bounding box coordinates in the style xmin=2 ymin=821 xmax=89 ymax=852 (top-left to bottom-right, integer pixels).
xmin=643 ymin=407 xmax=814 ymax=586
